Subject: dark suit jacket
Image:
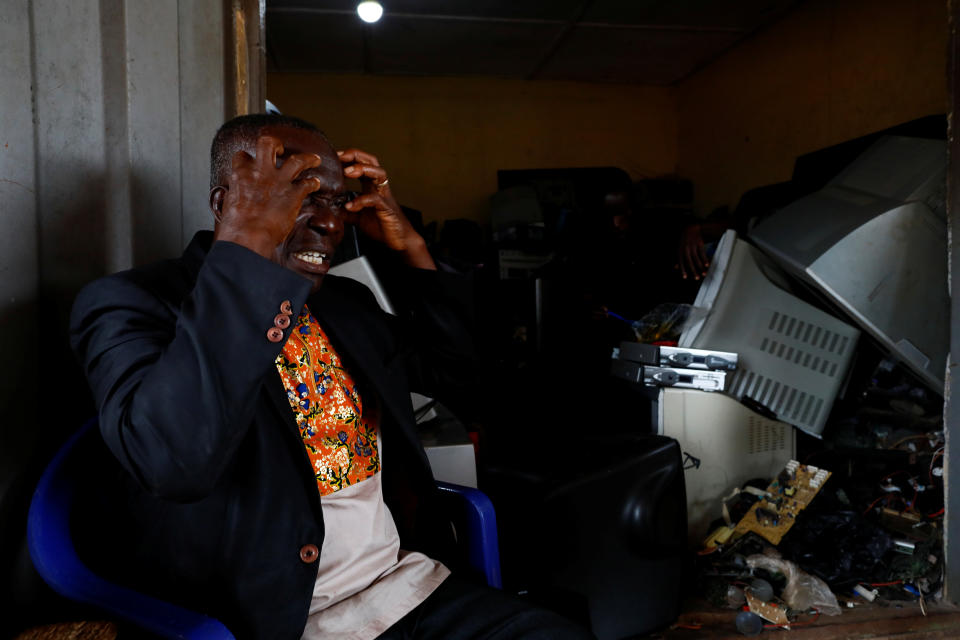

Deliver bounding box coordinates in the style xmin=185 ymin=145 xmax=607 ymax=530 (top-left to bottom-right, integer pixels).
xmin=69 ymin=231 xmax=474 ymax=639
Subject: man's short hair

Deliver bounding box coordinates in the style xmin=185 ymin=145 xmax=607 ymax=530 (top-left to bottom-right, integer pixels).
xmin=209 ymin=113 xmax=330 ymax=188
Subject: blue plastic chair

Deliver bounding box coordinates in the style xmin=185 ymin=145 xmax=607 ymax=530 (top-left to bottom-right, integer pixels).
xmin=435 ymin=481 xmax=503 ymax=589
xmin=28 ymin=418 xmax=501 ymax=639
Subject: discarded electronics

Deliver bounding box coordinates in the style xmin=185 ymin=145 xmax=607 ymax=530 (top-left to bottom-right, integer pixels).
xmin=730 ymin=459 xmax=832 ymax=545
xmin=610 ymin=342 xmax=737 ymax=392
xmin=657 ymin=388 xmax=795 ymax=544
xmin=678 ymin=230 xmax=860 ymax=437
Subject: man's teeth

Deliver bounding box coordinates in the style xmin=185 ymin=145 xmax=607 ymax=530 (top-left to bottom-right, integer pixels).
xmin=294 ymin=251 xmax=328 ymax=265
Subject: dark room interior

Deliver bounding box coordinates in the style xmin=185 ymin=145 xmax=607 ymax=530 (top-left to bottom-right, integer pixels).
xmin=2 ymin=1 xmax=959 ymax=639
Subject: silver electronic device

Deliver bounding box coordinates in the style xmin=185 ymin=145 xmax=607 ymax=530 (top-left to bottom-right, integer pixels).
xmin=644 ymin=366 xmax=726 ymax=392
xmin=659 ymin=346 xmax=738 ymax=371
xmin=611 ymin=341 xmax=733 ymax=392
xmin=610 ymin=359 xmax=727 ymax=392
xmin=613 ymin=342 xmax=738 ymax=371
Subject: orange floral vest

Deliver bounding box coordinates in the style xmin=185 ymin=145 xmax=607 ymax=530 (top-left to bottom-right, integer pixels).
xmin=275 ymin=306 xmax=381 ymax=496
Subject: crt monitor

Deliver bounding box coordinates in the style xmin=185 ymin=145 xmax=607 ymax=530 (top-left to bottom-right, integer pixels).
xmin=679 ymin=230 xmax=860 ymax=437
xmin=749 ymin=135 xmax=948 ymax=392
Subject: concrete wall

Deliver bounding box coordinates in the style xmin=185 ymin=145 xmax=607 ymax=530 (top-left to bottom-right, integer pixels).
xmin=677 ymin=0 xmax=948 ymax=215
xmin=267 ymin=74 xmax=678 ymax=225
xmin=0 ymin=0 xmax=227 ymax=629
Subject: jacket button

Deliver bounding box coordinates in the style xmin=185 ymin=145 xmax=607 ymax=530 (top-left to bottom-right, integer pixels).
xmin=274 ymin=313 xmax=291 ymax=329
xmin=280 ymin=300 xmax=293 ymax=315
xmin=300 ymin=544 xmax=319 ymax=563
xmin=266 ymin=327 xmax=284 ymax=343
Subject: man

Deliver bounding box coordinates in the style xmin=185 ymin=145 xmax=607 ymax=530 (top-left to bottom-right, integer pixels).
xmin=70 ymin=114 xmax=593 ymax=639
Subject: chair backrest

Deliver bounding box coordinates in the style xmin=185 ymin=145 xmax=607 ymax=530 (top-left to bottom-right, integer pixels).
xmin=27 ymin=418 xmax=235 ymax=640
xmin=436 ymin=481 xmax=502 ymax=589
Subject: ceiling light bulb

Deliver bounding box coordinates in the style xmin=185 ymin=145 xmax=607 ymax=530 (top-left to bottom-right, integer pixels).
xmin=357 ymin=1 xmax=383 ymax=23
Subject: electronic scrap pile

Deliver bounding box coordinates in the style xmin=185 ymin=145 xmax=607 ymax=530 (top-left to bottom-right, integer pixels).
xmin=692 ymin=401 xmax=946 ymax=636
xmin=732 ymin=460 xmax=831 ymax=545
xmin=701 ymin=459 xmax=831 ymax=553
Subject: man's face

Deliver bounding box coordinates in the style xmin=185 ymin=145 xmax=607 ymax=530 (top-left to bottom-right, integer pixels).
xmin=262 ymin=125 xmax=347 ymax=292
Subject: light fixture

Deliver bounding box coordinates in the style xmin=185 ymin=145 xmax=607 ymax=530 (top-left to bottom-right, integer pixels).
xmin=356 ymin=1 xmax=383 ymax=23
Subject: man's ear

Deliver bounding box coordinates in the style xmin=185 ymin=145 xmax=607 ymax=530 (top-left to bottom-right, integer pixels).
xmin=209 ymin=186 xmax=227 ymax=223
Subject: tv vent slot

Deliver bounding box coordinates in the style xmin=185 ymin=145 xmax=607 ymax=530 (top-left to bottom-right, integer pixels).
xmin=794 ymin=320 xmax=806 ymax=339
xmin=741 ymin=371 xmax=765 ymax=399
xmin=811 ymin=397 xmax=825 ymax=425
xmin=769 ymin=312 xmax=807 ymax=339
xmin=800 ymin=395 xmax=817 ymax=424
xmin=838 ymin=336 xmax=850 ymax=355
xmin=820 ymin=331 xmax=832 ymax=350
xmin=748 ymin=418 xmax=787 ymax=454
xmin=789 ymin=391 xmax=809 ymax=421
xmin=762 ymin=334 xmax=838 ymax=378
xmin=740 ymin=370 xmax=755 ymax=397
xmin=731 ymin=369 xmax=761 ymax=399
xmin=769 ymin=383 xmax=787 ymax=413
xmin=749 ymin=375 xmax=765 ymax=399
xmin=763 ymin=380 xmax=781 ymax=407
xmin=736 ymin=371 xmax=827 ymax=432
xmin=729 ymin=370 xmax=745 ymax=396
xmin=759 ymin=378 xmax=773 ymax=404
xmin=783 ymin=387 xmax=798 ymax=415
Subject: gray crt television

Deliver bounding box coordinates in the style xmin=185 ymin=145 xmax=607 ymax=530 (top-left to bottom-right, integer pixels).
xmin=679 ymin=230 xmax=860 ymax=437
xmin=750 ymin=135 xmax=948 ymax=392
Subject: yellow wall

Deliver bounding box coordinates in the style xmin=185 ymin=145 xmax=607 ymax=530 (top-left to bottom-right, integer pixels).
xmin=677 ymin=0 xmax=948 ymax=215
xmin=267 ymin=74 xmax=677 ymax=225
xmin=269 ymin=0 xmax=947 ymax=224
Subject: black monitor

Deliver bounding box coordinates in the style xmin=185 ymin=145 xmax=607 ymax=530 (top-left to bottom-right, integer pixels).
xmin=482 ymin=434 xmax=687 ymax=639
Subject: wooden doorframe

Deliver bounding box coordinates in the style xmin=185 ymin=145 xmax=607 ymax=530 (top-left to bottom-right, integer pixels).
xmin=225 ymin=0 xmax=266 ymax=117
xmin=946 ymin=0 xmax=959 ymax=603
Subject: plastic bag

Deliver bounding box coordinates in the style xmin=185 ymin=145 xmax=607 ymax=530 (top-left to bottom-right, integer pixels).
xmin=629 ymin=303 xmax=705 ymax=344
xmin=746 ymin=554 xmax=842 ymax=616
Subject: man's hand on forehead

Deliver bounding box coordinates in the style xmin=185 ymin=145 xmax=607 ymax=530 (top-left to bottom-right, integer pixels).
xmin=244 ymin=134 xmax=324 ymax=186
xmin=338 ymin=148 xmax=388 ymax=184
xmin=212 ymin=134 xmax=324 ymax=259
xmin=337 ymin=147 xmax=435 ymax=270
